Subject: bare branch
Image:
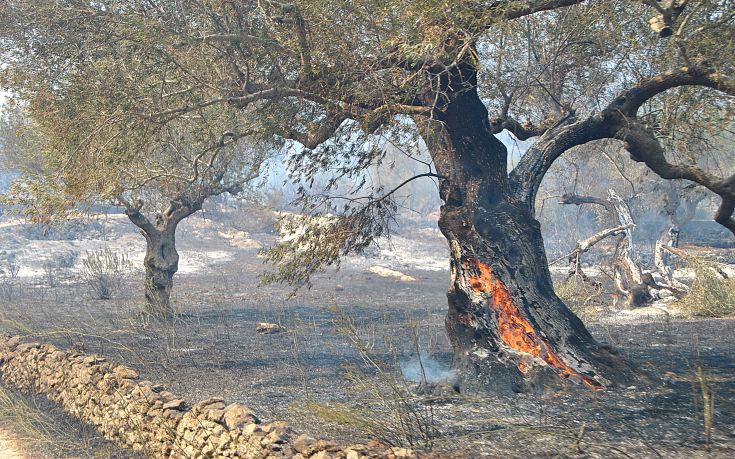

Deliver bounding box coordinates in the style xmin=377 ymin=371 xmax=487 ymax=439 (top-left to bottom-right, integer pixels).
xmin=487 ymin=0 xmax=586 ymax=23
xmin=489 ymin=116 xmax=551 ymax=140
xmin=510 ymin=67 xmax=735 ymax=213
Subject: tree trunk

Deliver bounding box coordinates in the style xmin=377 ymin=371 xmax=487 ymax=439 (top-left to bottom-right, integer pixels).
xmin=122 ymin=193 xmax=209 ymax=318
xmin=422 ymin=65 xmax=637 ymax=393
xmin=142 ymin=225 xmax=179 ymax=317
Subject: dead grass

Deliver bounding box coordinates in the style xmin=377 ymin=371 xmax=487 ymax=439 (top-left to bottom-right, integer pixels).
xmin=303 ymin=306 xmax=438 ymax=450
xmin=554 ymin=276 xmax=606 ymax=323
xmin=0 ymin=386 xmax=115 ymax=458
xmin=674 ymin=255 xmax=735 ymax=318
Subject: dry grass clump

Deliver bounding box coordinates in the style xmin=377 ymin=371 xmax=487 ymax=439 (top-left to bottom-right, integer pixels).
xmin=675 ymin=255 xmax=735 ymax=318
xmin=0 ymin=385 xmax=82 ymax=454
xmin=80 ymin=247 xmax=132 ymax=300
xmin=554 ymin=277 xmax=606 ymax=323
xmin=692 ymin=366 xmax=716 ymax=451
xmin=304 ymin=307 xmax=438 ymax=450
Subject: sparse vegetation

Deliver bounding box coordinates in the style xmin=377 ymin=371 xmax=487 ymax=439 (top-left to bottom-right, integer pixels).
xmin=674 ymin=254 xmax=735 ymax=318
xmin=1 ymin=253 xmax=21 ymax=279
xmin=693 ymin=366 xmax=716 ymax=451
xmin=554 ymin=277 xmax=606 ymax=324
xmin=0 ymin=0 xmax=734 ymax=457
xmin=0 ymin=385 xmax=133 ymax=458
xmin=306 ymin=306 xmax=438 ymax=450
xmin=80 ymin=248 xmax=132 ymax=300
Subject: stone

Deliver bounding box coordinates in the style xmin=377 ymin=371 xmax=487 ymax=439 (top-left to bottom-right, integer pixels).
xmin=242 ymin=423 xmax=263 ymax=437
xmin=192 ymin=397 xmax=225 ymax=412
xmin=205 ymin=408 xmax=225 ymax=423
xmin=261 ymin=421 xmax=288 ymax=434
xmin=256 ymin=322 xmax=286 ymax=334
xmin=83 ymin=355 xmax=106 ymax=364
xmin=163 ymin=399 xmax=185 ymax=411
xmin=215 ymin=431 xmax=232 ymax=447
xmin=223 ymin=403 xmax=259 ymax=429
xmin=391 ymin=447 xmax=415 ymax=458
xmin=112 ymin=366 xmax=139 ymax=379
xmin=6 ymin=336 xmax=21 ymax=349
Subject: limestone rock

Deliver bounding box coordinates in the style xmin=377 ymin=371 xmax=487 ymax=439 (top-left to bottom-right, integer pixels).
xmin=162 ymin=399 xmax=185 ymax=411
xmin=112 ymin=366 xmax=139 ymax=379
xmin=223 ymin=403 xmax=259 ymax=429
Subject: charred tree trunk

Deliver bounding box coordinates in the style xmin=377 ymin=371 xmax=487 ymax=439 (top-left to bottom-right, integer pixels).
xmin=421 ymin=65 xmax=637 ymax=394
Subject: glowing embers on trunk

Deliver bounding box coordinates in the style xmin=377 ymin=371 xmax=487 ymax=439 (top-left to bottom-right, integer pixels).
xmin=464 ymin=257 xmax=603 ymax=390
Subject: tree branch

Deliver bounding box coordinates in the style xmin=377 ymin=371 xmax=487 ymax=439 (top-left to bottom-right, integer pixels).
xmin=489 ymin=116 xmax=551 ymax=140
xmin=559 ymin=193 xmax=617 ymax=219
xmin=607 ymin=66 xmax=735 ymax=117
xmin=119 ymin=196 xmax=157 ymax=236
xmin=509 ymin=66 xmax=735 ymax=214
xmin=617 ymin=121 xmax=735 ymax=235
xmin=198 ymin=33 xmax=290 ymax=54
xmin=486 ymin=0 xmax=586 ymax=23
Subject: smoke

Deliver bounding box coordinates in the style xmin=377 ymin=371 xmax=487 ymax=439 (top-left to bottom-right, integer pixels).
xmin=400 ymin=351 xmax=455 ymax=385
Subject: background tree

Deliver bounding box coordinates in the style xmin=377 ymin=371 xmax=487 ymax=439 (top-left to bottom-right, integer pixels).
xmin=0 ymin=4 xmax=268 ymax=315
xmin=2 ymin=0 xmax=733 ymax=392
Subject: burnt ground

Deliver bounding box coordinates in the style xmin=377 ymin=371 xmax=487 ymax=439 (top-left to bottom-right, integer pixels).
xmin=0 ymin=211 xmax=734 ymax=458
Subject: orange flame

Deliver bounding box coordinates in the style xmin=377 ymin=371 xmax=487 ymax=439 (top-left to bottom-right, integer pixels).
xmin=465 ymin=257 xmax=602 ymax=389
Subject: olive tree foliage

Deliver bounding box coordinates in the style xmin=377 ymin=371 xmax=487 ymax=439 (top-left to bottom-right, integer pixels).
xmin=0 ymin=0 xmax=270 ymax=314
xmin=0 ymin=104 xmax=44 ymax=176
xmin=2 ymin=1 xmax=731 ymax=285
xmin=1 ymin=2 xmax=266 ymax=219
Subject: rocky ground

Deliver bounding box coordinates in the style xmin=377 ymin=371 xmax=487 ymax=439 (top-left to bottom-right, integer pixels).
xmin=0 ymin=206 xmax=734 ymax=458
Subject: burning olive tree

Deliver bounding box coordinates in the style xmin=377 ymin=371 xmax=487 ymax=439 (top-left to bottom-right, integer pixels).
xmin=2 ymin=0 xmax=733 ymax=392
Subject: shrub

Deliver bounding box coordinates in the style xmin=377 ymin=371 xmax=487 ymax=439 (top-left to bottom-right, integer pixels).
xmin=304 ymin=307 xmax=438 ymax=450
xmin=554 ymin=276 xmax=606 ymax=323
xmin=1 ymin=252 xmax=21 ymax=278
xmin=80 ymin=248 xmax=131 ymax=300
xmin=675 ymin=255 xmax=735 ymax=318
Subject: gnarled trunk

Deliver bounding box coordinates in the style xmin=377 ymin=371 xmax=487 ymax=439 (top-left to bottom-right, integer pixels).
xmin=422 ymin=65 xmax=637 ymax=393
xmin=142 ymin=226 xmax=179 ymax=317
xmin=123 ymin=196 xmax=204 ymax=318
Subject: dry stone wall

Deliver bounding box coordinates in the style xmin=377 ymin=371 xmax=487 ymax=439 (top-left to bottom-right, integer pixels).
xmin=0 ymin=336 xmax=420 ymax=459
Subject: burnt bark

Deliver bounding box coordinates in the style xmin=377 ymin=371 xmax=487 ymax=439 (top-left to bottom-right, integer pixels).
xmin=420 ymin=65 xmax=637 ymax=393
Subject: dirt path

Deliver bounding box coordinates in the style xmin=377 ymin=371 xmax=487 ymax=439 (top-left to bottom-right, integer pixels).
xmin=0 ymin=429 xmax=24 ymax=459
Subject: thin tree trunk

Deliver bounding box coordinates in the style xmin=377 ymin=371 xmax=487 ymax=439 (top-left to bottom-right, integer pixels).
xmin=421 ymin=65 xmax=638 ymax=393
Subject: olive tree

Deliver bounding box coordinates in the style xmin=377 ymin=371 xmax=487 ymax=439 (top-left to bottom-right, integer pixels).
xmin=0 ymin=3 xmax=267 ymax=315
xmin=2 ymin=0 xmax=733 ymax=392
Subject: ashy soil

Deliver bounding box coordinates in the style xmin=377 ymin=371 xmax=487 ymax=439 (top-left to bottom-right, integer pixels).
xmin=0 ymin=208 xmax=733 ymax=458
